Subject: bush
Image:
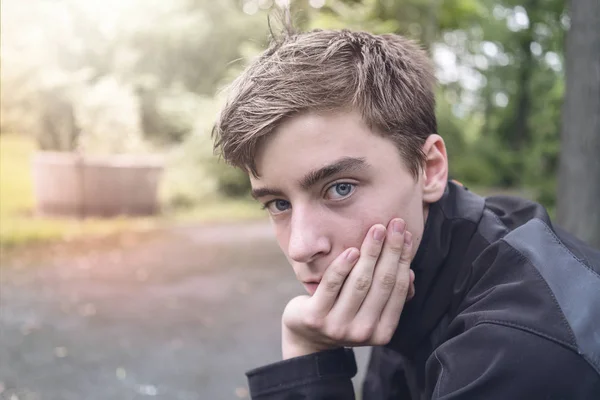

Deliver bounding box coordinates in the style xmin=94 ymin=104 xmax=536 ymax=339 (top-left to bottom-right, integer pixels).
xmin=75 ymin=76 xmax=150 ymax=154
xmin=449 ymin=134 xmax=522 ymax=188
xmin=138 ymin=84 xmax=207 ymax=145
xmin=159 ymin=95 xmax=251 ymax=210
xmin=206 ymin=159 xmax=251 ymax=198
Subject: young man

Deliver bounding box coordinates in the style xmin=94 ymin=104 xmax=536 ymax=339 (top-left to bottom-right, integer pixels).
xmin=212 ymin=28 xmax=600 ymax=399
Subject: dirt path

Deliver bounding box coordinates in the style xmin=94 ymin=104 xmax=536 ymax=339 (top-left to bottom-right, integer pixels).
xmin=0 ymin=221 xmax=369 ymax=400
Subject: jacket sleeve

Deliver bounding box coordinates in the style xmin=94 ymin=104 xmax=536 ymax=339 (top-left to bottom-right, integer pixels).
xmin=425 ymin=322 xmax=600 ymax=399
xmin=246 ymin=347 xmax=357 ymax=399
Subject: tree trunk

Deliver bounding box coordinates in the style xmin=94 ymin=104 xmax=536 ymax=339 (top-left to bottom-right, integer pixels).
xmin=557 ymin=0 xmax=600 ymax=249
xmin=509 ymin=0 xmax=537 ymax=153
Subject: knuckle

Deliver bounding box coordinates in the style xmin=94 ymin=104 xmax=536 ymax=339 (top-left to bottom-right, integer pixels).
xmin=303 ymin=314 xmax=324 ymax=330
xmin=354 ymin=275 xmax=372 ymax=292
xmin=399 ymin=246 xmax=412 ymax=262
xmin=378 ymin=272 xmax=397 ymax=290
xmin=282 ymin=296 xmax=306 ymax=324
xmin=365 ymin=246 xmax=382 ymax=259
xmin=372 ymin=329 xmax=394 ymax=345
xmin=324 ymin=279 xmax=342 ymax=293
xmin=327 ymin=268 xmax=347 ymax=287
xmin=325 ymin=325 xmax=346 ymax=341
xmin=351 ymin=325 xmax=375 ymax=343
xmin=387 ymin=243 xmax=404 ymax=256
xmin=395 ymin=279 xmax=410 ymax=294
xmin=371 ymin=337 xmax=385 ymax=346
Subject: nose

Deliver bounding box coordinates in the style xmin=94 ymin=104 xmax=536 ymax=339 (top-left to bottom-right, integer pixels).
xmin=287 ymin=207 xmax=331 ymax=264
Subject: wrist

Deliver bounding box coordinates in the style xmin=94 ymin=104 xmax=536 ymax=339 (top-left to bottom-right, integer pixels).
xmin=281 ymin=325 xmax=327 ymax=359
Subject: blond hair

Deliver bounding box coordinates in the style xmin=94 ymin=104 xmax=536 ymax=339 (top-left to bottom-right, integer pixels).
xmin=213 ymin=28 xmax=436 ymax=178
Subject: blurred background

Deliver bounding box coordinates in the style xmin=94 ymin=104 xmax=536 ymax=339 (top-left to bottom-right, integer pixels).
xmin=0 ymin=0 xmax=598 ymax=399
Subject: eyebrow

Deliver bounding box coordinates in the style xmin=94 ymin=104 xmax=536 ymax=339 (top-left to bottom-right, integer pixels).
xmin=250 ymin=157 xmax=369 ymax=200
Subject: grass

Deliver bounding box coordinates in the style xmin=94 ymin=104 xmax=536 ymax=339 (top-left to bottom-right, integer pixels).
xmin=0 ymin=134 xmax=266 ymax=251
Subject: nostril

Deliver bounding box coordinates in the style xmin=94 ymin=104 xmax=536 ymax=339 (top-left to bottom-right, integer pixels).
xmin=287 ymin=219 xmax=331 ymax=263
xmin=288 ymin=239 xmax=325 ymax=264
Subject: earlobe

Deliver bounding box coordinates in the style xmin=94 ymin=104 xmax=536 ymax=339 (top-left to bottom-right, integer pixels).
xmin=421 ymin=134 xmax=448 ymax=204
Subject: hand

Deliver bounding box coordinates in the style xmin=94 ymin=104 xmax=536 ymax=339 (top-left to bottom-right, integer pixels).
xmin=281 ymin=218 xmax=415 ymax=359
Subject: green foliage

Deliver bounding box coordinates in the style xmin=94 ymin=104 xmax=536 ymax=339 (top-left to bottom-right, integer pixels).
xmin=2 ymin=0 xmax=569 ymax=211
xmin=435 ymin=91 xmax=467 ymax=163
xmin=302 ymin=0 xmax=565 ymax=209
xmin=158 ymin=95 xmax=251 ymax=206
xmin=451 ymin=136 xmax=522 ymax=187
xmin=206 ymin=161 xmax=252 ymax=198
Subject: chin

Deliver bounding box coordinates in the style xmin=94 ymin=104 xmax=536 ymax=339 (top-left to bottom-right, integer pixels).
xmin=303 ymin=282 xmax=319 ymax=295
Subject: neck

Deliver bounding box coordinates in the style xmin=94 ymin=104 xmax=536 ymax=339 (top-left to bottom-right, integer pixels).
xmin=388 ymin=181 xmax=486 ymax=355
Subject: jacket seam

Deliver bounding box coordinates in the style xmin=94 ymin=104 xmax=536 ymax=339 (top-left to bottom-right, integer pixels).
xmin=487 ymin=209 xmax=510 ymax=237
xmin=435 ymin=205 xmax=495 ymax=322
xmin=497 ymin=243 xmax=579 ymax=347
xmin=537 ymin=219 xmax=600 ymax=280
xmin=473 ymin=319 xmax=578 ymax=354
xmin=470 ymin=207 xmax=508 ymax=286
xmin=437 ymin=209 xmax=481 ymax=228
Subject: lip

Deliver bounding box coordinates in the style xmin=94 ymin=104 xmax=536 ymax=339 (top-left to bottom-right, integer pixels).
xmin=303 ymin=281 xmax=321 ymax=295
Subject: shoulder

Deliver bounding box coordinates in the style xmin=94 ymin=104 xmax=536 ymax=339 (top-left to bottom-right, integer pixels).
xmin=426 ymin=322 xmax=600 ymax=399
xmin=451 ymin=217 xmax=600 ymax=376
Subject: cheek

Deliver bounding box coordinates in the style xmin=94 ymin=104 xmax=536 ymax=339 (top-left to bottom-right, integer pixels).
xmin=340 ymin=225 xmax=370 ymax=251
xmin=271 ymin=221 xmax=290 ymax=254
xmin=347 ymin=186 xmax=422 ymax=240
xmin=338 ymin=210 xmax=382 ymax=250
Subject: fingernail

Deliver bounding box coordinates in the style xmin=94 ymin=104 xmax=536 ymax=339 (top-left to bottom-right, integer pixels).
xmin=373 ymin=226 xmax=385 ymax=242
xmin=345 ymin=248 xmax=359 ymax=263
xmin=405 ymin=231 xmax=413 ymax=246
xmin=393 ymin=219 xmax=406 ymax=234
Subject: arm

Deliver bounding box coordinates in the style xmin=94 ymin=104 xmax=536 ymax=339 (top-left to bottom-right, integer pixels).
xmin=246 ymin=219 xmax=415 ymax=399
xmin=426 ymin=322 xmax=600 ymax=399
xmin=246 ymin=347 xmax=357 ymax=400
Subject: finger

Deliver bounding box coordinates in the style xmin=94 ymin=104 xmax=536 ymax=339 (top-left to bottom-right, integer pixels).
xmin=407 ymin=269 xmax=416 ymax=300
xmin=354 ymin=218 xmax=406 ymax=325
xmin=374 ymin=231 xmax=413 ymax=343
xmin=328 ymin=224 xmax=386 ymax=321
xmin=407 ymin=284 xmax=415 ymax=301
xmin=311 ymin=247 xmax=360 ymax=317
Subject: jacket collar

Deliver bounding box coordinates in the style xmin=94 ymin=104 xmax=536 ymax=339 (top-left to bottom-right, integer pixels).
xmin=388 ymin=180 xmax=485 ymax=355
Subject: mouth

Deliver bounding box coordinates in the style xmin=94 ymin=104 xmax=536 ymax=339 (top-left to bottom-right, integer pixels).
xmin=302 ymin=281 xmax=321 ymax=295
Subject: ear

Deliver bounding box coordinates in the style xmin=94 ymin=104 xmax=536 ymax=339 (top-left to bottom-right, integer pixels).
xmin=421 ymin=134 xmax=448 ymax=203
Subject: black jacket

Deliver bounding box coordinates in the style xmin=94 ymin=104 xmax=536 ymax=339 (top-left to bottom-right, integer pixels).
xmin=246 ymin=181 xmax=600 ymax=399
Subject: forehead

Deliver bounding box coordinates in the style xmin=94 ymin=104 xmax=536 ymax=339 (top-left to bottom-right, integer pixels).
xmin=250 ymin=110 xmax=407 ymax=187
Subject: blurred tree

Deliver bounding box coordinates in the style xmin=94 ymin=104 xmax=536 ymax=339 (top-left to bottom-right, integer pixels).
xmin=476 ymin=0 xmax=566 ymax=191
xmin=124 ymin=0 xmax=270 ymax=143
xmin=557 ymin=0 xmax=600 ymax=248
xmin=302 ymin=0 xmax=566 ymax=194
xmin=37 ymin=87 xmax=81 ymax=152
xmin=0 ymin=0 xmax=270 ymax=146
xmin=2 ymin=0 xmax=584 ymax=207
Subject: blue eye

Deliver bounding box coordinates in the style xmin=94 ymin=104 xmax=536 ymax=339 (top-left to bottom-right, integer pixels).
xmin=326 ymin=183 xmax=356 ymax=200
xmin=264 ymin=199 xmax=291 ymax=214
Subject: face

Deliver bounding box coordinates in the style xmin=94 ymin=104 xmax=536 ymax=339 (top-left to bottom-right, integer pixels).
xmin=250 ymin=110 xmax=446 ymax=295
